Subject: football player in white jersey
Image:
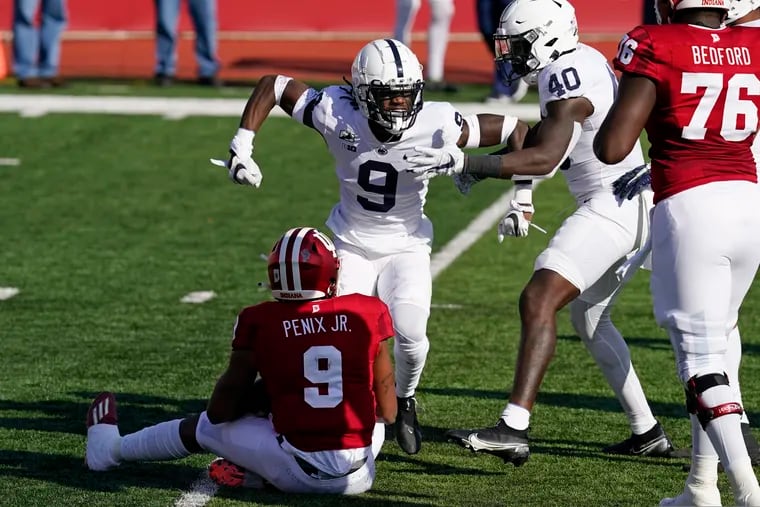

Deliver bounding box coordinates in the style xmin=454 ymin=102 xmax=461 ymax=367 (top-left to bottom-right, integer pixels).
xmin=405 ymin=0 xmax=676 ymax=465
xmin=217 ymin=38 xmax=529 ymax=456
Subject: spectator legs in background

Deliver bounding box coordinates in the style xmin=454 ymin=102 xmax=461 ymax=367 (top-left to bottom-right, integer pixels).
xmin=477 ymin=0 xmax=527 ymax=103
xmin=426 ymin=0 xmax=456 ymax=92
xmin=154 ymin=0 xmax=180 ymax=85
xmin=12 ymin=0 xmax=40 ymax=82
xmin=38 ymin=0 xmax=66 ymax=79
xmin=13 ymin=0 xmax=66 ymax=87
xmin=393 ymin=0 xmax=421 ymax=48
xmin=187 ymin=0 xmax=220 ymax=84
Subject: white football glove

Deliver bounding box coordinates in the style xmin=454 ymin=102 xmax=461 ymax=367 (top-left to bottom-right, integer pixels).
xmin=497 ymin=200 xmax=535 ymax=242
xmin=227 ymin=153 xmax=263 ymax=187
xmin=453 ymin=173 xmax=483 ymax=195
xmin=404 ymin=146 xmax=465 ymax=179
xmin=209 ymin=154 xmax=263 ymax=187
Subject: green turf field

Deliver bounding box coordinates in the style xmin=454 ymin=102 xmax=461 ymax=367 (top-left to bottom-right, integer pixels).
xmin=0 ymin=95 xmax=758 ymax=506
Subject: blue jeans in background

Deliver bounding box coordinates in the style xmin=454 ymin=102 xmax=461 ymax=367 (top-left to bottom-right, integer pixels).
xmin=12 ymin=0 xmax=67 ymax=79
xmin=154 ymin=0 xmax=219 ymax=78
xmin=476 ymin=0 xmax=520 ymax=97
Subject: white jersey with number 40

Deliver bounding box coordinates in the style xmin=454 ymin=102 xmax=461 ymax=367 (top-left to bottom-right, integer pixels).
xmin=292 ymin=85 xmax=465 ymax=255
xmin=538 ymin=43 xmax=646 ymax=202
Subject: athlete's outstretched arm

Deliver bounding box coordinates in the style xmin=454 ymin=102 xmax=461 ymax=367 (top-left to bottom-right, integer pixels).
xmin=468 ymin=97 xmax=591 ymax=178
xmin=456 ymin=114 xmax=530 ymax=151
xmin=594 ymin=73 xmax=656 ymax=164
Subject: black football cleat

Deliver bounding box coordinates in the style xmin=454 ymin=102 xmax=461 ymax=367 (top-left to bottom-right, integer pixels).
xmin=603 ymin=422 xmax=675 ymax=457
xmin=395 ymin=396 xmax=422 ymax=454
xmin=446 ymin=419 xmax=530 ymax=466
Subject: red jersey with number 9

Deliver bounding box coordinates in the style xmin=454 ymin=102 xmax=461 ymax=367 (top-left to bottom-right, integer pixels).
xmin=614 ymin=24 xmax=760 ymax=203
xmin=231 ymin=293 xmax=393 ymax=452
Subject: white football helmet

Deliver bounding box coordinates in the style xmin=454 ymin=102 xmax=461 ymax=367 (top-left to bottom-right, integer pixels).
xmin=726 ymin=0 xmax=759 ymax=23
xmin=494 ymin=0 xmax=579 ymax=86
xmin=351 ymin=38 xmax=424 ymax=135
xmin=654 ymin=0 xmax=731 ymax=24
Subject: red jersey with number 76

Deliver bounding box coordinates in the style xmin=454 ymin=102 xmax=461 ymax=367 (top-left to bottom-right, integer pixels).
xmin=231 ymin=293 xmax=393 ymax=452
xmin=613 ymin=24 xmax=760 ymax=203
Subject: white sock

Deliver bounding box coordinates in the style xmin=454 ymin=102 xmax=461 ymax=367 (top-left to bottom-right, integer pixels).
xmin=120 ymin=419 xmax=191 ymax=462
xmin=501 ymin=403 xmax=530 ymax=431
xmin=688 ymin=415 xmax=720 ymax=488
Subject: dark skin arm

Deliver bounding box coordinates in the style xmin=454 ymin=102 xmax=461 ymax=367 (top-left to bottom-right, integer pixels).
xmin=177 ymin=349 xmax=258 ymax=452
xmin=238 ymin=74 xmax=311 ymax=131
xmin=205 ymin=349 xmax=259 ymax=424
xmin=593 ymin=73 xmax=656 ymax=164
xmin=373 ymin=340 xmax=397 ymax=424
xmin=468 ymin=97 xmax=593 ymax=178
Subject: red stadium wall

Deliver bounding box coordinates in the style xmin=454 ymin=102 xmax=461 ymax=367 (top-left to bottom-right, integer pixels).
xmin=0 ymin=0 xmax=642 ymax=35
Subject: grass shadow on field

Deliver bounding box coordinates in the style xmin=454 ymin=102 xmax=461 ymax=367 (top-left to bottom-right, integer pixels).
xmin=0 ymin=449 xmax=204 ymax=492
xmin=0 ymin=392 xmax=206 ymax=436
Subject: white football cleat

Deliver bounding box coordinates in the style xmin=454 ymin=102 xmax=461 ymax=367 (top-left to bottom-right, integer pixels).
xmin=85 ymin=392 xmax=122 ymax=471
xmin=659 ymin=482 xmax=722 ymax=506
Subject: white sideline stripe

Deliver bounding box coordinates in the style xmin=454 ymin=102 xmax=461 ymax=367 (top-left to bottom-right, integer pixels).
xmin=0 ymin=158 xmax=21 ymax=166
xmin=174 ymin=474 xmax=219 ymax=507
xmin=431 ymin=187 xmax=517 ymax=280
xmin=0 ymin=95 xmax=541 ymax=122
xmin=0 ymin=287 xmax=20 ymax=300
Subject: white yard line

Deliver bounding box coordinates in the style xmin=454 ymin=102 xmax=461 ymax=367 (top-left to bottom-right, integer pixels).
xmin=0 ymin=94 xmax=541 ymax=121
xmin=174 ymin=475 xmax=219 ymax=507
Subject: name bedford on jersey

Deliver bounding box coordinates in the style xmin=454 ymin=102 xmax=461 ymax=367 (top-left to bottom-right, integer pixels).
xmin=692 ymin=45 xmax=752 ymax=66
xmin=282 ymin=314 xmax=350 ymax=337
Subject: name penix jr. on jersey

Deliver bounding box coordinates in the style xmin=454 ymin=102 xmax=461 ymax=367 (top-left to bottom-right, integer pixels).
xmin=290 ymin=85 xmax=465 ymax=255
xmin=614 ymin=24 xmax=760 ymax=203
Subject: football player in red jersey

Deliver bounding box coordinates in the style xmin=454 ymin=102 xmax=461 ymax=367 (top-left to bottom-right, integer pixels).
xmin=85 ymin=227 xmax=397 ymax=495
xmin=594 ymin=1 xmax=760 ymax=505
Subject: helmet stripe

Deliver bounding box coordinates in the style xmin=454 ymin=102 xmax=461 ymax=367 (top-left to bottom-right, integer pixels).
xmin=289 ymin=227 xmax=311 ymax=292
xmin=384 ymin=38 xmax=404 ymax=78
xmin=278 ymin=227 xmax=300 ymax=290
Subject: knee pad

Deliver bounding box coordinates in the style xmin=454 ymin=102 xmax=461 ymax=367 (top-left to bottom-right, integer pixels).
xmin=685 ymin=373 xmax=744 ymax=430
xmin=429 ymin=0 xmax=454 ymax=20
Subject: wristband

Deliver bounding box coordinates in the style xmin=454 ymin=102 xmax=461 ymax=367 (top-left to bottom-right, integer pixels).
xmin=464 ymin=154 xmax=502 ymax=178
xmin=514 ymin=182 xmax=533 ymax=204
xmin=274 ymin=75 xmax=293 ymax=106
xmin=230 ymin=128 xmax=255 ymax=159
xmin=463 ymin=114 xmax=481 ymax=148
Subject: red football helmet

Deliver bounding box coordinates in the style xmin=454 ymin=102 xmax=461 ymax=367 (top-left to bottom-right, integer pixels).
xmin=267 ymin=227 xmax=340 ymax=301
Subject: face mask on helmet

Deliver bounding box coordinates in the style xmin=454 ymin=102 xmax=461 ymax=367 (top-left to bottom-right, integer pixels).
xmin=351 ymin=38 xmax=424 ymax=135
xmin=267 ymin=227 xmax=340 ymax=301
xmin=726 ymin=0 xmax=759 ymax=23
xmin=655 ymin=0 xmax=731 ymax=24
xmin=493 ymin=0 xmax=579 ymax=86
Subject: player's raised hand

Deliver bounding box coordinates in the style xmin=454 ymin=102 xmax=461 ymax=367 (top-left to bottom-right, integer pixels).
xmin=405 ymin=146 xmax=465 ymax=179
xmin=497 ymin=200 xmax=535 ymax=242
xmin=612 ymin=163 xmax=650 ymax=200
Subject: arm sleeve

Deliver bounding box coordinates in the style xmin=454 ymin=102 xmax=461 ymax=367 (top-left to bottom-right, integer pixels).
xmin=291 ymin=87 xmax=326 ymax=132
